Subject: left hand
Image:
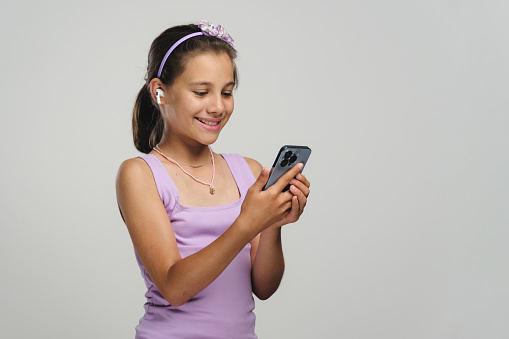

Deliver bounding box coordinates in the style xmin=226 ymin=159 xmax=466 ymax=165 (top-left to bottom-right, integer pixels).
xmin=269 ymin=171 xmax=310 ymax=229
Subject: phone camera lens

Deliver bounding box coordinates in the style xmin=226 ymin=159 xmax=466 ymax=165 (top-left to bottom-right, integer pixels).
xmin=289 ymin=155 xmax=297 ymax=164
xmin=284 ymin=151 xmax=292 ymax=159
xmin=281 ymin=159 xmax=288 ymax=167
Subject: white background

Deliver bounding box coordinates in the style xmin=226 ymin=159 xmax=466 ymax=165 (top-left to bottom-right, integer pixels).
xmin=1 ymin=1 xmax=508 ymax=338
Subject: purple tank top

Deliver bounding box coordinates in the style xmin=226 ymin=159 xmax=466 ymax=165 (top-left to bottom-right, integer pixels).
xmin=134 ymin=153 xmax=257 ymax=339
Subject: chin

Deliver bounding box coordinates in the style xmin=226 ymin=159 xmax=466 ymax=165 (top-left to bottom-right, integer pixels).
xmin=198 ymin=134 xmax=220 ymax=146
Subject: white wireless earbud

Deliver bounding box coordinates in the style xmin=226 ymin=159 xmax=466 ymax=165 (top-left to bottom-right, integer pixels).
xmin=155 ymin=88 xmax=165 ymax=104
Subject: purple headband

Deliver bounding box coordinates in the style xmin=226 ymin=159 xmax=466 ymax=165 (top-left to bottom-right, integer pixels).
xmin=157 ymin=21 xmax=235 ymax=78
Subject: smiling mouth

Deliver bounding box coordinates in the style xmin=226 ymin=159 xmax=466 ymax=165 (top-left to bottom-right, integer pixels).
xmin=196 ymin=118 xmax=220 ymax=126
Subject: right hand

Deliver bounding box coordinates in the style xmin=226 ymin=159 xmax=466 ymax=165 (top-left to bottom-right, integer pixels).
xmin=240 ymin=162 xmax=304 ymax=234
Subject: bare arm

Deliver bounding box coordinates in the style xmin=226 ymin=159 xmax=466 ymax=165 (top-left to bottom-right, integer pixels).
xmin=116 ymin=158 xmax=296 ymax=306
xmin=245 ymin=158 xmax=311 ymax=300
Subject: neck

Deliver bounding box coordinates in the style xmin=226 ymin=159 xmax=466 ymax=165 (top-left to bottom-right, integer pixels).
xmin=155 ymin=138 xmax=213 ymax=165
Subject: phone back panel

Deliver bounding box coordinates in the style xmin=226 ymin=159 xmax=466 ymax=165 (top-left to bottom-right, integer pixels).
xmin=263 ymin=145 xmax=311 ymax=191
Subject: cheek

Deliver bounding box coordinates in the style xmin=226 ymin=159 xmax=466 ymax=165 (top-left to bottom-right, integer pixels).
xmin=174 ymin=100 xmax=202 ymax=118
xmin=227 ymin=99 xmax=234 ymax=114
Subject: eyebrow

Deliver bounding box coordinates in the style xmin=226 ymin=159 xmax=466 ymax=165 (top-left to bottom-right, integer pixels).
xmin=189 ymin=81 xmax=235 ymax=87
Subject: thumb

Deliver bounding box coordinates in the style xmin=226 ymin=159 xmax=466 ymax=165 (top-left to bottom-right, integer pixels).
xmin=252 ymin=167 xmax=270 ymax=191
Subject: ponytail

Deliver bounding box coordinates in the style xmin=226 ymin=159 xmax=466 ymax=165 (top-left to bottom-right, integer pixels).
xmin=132 ymin=84 xmax=163 ymax=154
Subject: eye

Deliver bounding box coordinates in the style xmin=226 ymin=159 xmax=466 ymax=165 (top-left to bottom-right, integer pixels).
xmin=193 ymin=91 xmax=207 ymax=97
xmin=222 ymin=91 xmax=233 ymax=98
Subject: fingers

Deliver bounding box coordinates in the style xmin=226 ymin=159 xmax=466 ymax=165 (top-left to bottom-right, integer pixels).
xmin=251 ymin=167 xmax=270 ymax=191
xmin=283 ymin=196 xmax=300 ymax=224
xmin=296 ymin=173 xmax=310 ymax=189
xmin=290 ymin=176 xmax=310 ymax=197
xmin=272 ymin=163 xmax=304 ymax=193
xmin=289 ymin=185 xmax=306 ymax=214
xmin=289 ymin=195 xmax=300 ymax=219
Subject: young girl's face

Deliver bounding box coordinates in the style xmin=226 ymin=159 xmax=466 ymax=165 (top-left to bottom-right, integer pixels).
xmin=162 ymin=52 xmax=235 ymax=146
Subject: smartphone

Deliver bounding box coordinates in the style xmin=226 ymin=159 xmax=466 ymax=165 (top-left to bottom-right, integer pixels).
xmin=262 ymin=145 xmax=311 ymax=192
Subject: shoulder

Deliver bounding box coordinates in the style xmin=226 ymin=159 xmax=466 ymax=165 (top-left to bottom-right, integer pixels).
xmin=116 ymin=157 xmax=154 ymax=192
xmin=243 ymin=156 xmax=262 ymax=178
xmin=116 ymin=156 xmax=163 ymax=217
xmin=117 ymin=157 xmax=151 ymax=180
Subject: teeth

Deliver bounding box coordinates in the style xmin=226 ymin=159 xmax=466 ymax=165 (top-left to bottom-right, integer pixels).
xmin=197 ymin=118 xmax=219 ymax=126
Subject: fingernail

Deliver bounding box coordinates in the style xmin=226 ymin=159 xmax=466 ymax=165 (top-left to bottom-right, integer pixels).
xmin=298 ymin=163 xmax=303 ymax=169
xmin=290 ymin=185 xmax=297 ymax=192
xmin=296 ymin=174 xmax=302 ymax=180
xmin=290 ymin=179 xmax=296 ymax=185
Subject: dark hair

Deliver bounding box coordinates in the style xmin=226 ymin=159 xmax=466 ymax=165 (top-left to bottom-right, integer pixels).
xmin=132 ymin=24 xmax=238 ymax=153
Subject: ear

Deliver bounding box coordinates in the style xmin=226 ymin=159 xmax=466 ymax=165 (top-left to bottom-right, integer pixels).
xmin=149 ymin=78 xmax=166 ymax=104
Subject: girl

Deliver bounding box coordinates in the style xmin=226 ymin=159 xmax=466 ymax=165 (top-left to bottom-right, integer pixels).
xmin=116 ymin=21 xmax=310 ymax=338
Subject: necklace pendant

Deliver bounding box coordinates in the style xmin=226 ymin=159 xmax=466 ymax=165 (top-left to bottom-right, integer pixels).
xmin=210 ymin=187 xmax=215 ymax=195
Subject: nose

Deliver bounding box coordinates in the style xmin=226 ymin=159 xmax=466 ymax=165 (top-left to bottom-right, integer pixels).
xmin=207 ymin=93 xmax=225 ymax=115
